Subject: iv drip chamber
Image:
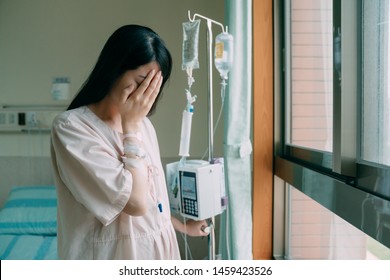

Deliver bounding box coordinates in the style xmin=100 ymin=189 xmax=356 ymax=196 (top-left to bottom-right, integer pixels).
xmin=179 ymin=110 xmax=193 ymax=157
xmin=214 ymin=31 xmax=234 ymax=80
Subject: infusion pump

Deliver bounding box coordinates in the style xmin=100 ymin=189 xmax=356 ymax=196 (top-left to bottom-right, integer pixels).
xmin=166 ymin=159 xmax=227 ymax=221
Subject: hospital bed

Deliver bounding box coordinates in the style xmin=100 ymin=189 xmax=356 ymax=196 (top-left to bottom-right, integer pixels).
xmin=0 ymin=185 xmax=58 ymax=260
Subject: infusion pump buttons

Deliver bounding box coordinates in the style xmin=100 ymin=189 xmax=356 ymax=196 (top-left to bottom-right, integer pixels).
xmin=182 ymin=199 xmax=198 ymax=217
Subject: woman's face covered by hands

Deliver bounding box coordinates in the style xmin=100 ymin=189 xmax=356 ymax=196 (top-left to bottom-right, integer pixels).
xmin=109 ymin=61 xmax=163 ymax=124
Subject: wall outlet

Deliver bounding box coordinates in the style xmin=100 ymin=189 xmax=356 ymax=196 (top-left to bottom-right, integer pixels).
xmin=25 ymin=111 xmax=38 ymax=127
xmin=0 ymin=111 xmax=18 ymax=127
xmin=0 ymin=108 xmax=61 ymax=131
xmin=0 ymin=112 xmax=6 ymax=125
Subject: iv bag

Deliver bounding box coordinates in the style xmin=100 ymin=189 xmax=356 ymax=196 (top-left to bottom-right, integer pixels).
xmin=214 ymin=31 xmax=234 ymax=80
xmin=182 ymin=19 xmax=201 ymax=71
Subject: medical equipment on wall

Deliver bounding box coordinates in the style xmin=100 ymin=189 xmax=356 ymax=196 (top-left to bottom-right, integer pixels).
xmin=0 ymin=104 xmax=64 ymax=132
xmin=51 ymin=77 xmax=71 ymax=101
xmin=167 ymin=11 xmax=234 ymax=260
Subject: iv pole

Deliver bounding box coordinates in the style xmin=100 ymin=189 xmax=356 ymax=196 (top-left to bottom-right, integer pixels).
xmin=187 ymin=10 xmax=226 ymax=261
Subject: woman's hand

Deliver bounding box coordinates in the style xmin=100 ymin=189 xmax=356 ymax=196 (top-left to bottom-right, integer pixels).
xmin=171 ymin=216 xmax=210 ymax=237
xmin=120 ymin=69 xmax=163 ymax=132
xmin=185 ymin=219 xmax=210 ymax=237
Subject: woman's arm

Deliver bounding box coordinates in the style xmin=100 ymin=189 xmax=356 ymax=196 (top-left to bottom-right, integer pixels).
xmin=122 ymin=159 xmax=149 ymax=216
xmin=121 ymin=70 xmax=163 ymax=216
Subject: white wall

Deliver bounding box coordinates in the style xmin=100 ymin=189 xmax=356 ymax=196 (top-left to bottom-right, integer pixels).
xmin=0 ymin=0 xmax=225 ymax=158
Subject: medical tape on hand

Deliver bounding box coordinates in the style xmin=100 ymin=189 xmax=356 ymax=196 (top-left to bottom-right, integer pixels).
xmin=123 ymin=143 xmax=147 ymax=159
xmin=122 ymin=142 xmax=147 ymax=169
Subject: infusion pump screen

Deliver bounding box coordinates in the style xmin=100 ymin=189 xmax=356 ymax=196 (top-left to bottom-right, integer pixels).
xmin=180 ymin=171 xmax=198 ymax=217
xmin=180 ymin=172 xmax=197 ymax=200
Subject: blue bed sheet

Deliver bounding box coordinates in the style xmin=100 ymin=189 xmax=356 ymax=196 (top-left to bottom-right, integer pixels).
xmin=0 ymin=234 xmax=57 ymax=260
xmin=0 ymin=185 xmax=58 ymax=260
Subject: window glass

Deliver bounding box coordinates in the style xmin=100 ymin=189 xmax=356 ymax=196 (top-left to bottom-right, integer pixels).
xmin=289 ymin=0 xmax=333 ymax=152
xmin=362 ymin=0 xmax=390 ymax=166
xmin=287 ymin=186 xmax=390 ymax=259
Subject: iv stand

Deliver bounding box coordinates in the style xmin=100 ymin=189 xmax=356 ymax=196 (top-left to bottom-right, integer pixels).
xmin=188 ymin=10 xmax=226 ymax=261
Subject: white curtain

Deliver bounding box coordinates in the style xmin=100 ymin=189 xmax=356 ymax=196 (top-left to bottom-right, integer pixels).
xmin=219 ymin=0 xmax=253 ymax=260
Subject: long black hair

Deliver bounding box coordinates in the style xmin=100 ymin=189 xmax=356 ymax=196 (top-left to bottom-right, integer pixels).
xmin=67 ymin=24 xmax=172 ymax=116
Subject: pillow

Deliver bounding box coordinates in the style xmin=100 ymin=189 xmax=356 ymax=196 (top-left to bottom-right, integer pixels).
xmin=0 ymin=186 xmax=57 ymax=235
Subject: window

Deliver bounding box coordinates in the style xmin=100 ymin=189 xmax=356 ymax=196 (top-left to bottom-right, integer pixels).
xmin=287 ymin=185 xmax=390 ymax=259
xmin=361 ymin=0 xmax=390 ymax=167
xmin=275 ymin=0 xmax=390 ymax=259
xmin=289 ymin=0 xmax=333 ymax=152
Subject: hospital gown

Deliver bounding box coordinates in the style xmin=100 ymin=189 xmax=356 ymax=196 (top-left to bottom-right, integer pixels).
xmin=50 ymin=106 xmax=180 ymax=260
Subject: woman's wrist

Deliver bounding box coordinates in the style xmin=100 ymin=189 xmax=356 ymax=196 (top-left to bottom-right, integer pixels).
xmin=122 ymin=125 xmax=140 ymax=134
xmin=123 ymin=131 xmax=143 ymax=142
xmin=122 ymin=119 xmax=141 ymax=134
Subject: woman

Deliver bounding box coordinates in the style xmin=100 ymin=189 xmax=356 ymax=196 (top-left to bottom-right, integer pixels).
xmin=50 ymin=24 xmax=208 ymax=260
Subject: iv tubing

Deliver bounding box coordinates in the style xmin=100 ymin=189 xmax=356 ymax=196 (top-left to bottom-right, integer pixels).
xmin=200 ymin=80 xmax=227 ymax=161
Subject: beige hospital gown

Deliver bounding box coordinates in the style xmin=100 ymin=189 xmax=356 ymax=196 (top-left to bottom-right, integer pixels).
xmin=50 ymin=106 xmax=180 ymax=260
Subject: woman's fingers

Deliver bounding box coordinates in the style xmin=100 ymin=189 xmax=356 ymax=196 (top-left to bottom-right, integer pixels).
xmin=141 ymin=74 xmax=162 ymax=113
xmin=133 ymin=70 xmax=162 ymax=109
xmin=143 ymin=71 xmax=162 ymax=99
xmin=148 ymin=74 xmax=163 ymax=101
xmin=121 ymin=84 xmax=136 ymax=103
xmin=132 ymin=69 xmax=158 ymax=98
